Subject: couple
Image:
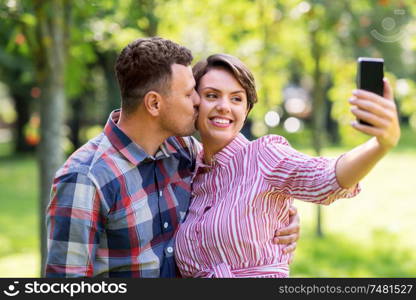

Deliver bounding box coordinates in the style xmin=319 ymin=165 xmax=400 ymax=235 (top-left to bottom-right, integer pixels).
xmin=45 ymin=37 xmax=400 ymax=278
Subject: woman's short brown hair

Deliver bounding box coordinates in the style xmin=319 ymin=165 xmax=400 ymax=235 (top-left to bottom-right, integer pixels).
xmin=192 ymin=53 xmax=258 ymax=113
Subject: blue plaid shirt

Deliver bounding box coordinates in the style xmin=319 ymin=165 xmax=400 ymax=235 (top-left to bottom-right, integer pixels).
xmin=45 ymin=110 xmax=200 ymax=277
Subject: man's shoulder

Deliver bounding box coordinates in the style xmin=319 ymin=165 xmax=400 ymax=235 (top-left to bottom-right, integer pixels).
xmin=165 ymin=136 xmax=202 ymax=155
xmin=55 ymin=133 xmax=116 ymax=180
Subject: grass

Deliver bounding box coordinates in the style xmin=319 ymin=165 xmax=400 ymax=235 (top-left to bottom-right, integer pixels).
xmin=291 ymin=228 xmax=416 ymax=277
xmin=0 ymin=127 xmax=415 ymax=277
xmin=0 ymin=154 xmax=40 ymax=277
xmin=290 ymin=148 xmax=416 ymax=277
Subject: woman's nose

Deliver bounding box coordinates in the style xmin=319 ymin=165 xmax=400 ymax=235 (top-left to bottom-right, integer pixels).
xmin=215 ymin=98 xmax=231 ymax=113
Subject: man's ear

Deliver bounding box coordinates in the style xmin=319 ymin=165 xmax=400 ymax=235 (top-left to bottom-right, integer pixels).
xmin=143 ymin=91 xmax=163 ymax=117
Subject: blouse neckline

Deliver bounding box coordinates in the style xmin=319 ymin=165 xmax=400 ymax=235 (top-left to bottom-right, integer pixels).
xmin=195 ymin=133 xmax=250 ymax=172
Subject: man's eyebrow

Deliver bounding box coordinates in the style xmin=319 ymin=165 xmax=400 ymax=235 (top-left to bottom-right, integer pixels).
xmin=188 ymin=85 xmax=195 ymax=93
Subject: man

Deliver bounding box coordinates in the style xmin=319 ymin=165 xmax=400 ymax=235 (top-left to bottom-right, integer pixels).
xmin=45 ymin=37 xmax=299 ymax=277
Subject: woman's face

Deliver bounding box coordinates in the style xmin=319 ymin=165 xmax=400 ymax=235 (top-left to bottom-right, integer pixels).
xmin=196 ymin=67 xmax=249 ymax=148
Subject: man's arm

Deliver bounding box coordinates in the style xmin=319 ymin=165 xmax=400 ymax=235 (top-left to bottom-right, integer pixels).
xmin=45 ymin=172 xmax=103 ymax=277
xmin=273 ymin=205 xmax=300 ymax=263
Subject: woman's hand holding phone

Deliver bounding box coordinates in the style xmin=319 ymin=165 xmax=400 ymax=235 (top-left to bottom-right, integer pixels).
xmin=349 ymin=78 xmax=401 ymax=151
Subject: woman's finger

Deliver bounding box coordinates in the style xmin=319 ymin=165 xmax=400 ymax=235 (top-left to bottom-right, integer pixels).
xmin=283 ymin=242 xmax=297 ymax=255
xmin=349 ymin=95 xmax=395 ymax=118
xmin=273 ymin=233 xmax=299 ymax=245
xmin=350 ymin=107 xmax=390 ymax=129
xmin=351 ymin=121 xmax=384 ymax=136
xmin=383 ymin=77 xmax=394 ymax=101
xmin=352 ymin=89 xmax=394 ymax=110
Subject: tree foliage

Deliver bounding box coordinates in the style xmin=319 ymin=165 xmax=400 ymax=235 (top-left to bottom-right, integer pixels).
xmin=1 ymin=0 xmax=416 ymax=273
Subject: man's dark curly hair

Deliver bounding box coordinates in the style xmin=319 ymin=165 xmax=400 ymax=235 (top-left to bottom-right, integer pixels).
xmin=115 ymin=37 xmax=193 ymax=114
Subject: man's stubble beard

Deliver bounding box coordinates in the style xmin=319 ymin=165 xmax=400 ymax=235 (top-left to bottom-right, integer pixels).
xmin=160 ymin=114 xmax=196 ymax=137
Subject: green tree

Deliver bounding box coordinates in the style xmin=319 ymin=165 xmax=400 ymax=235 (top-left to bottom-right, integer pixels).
xmin=0 ymin=1 xmax=37 ymax=153
xmin=31 ymin=0 xmax=71 ymax=273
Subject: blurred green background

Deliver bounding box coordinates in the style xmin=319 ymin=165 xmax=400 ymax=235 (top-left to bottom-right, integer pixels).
xmin=0 ymin=0 xmax=415 ymax=277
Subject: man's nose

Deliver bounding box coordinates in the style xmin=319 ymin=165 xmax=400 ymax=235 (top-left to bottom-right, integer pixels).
xmin=192 ymin=90 xmax=200 ymax=107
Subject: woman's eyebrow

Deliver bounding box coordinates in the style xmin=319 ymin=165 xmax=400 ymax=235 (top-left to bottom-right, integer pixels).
xmin=200 ymin=86 xmax=221 ymax=92
xmin=200 ymin=86 xmax=245 ymax=94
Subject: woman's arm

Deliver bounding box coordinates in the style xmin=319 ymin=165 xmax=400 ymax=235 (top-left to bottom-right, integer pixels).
xmin=259 ymin=136 xmax=359 ymax=204
xmin=336 ymin=78 xmax=400 ymax=188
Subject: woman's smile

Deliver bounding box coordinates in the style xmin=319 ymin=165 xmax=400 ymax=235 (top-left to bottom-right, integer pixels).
xmin=196 ymin=67 xmax=248 ymax=152
xmin=208 ymin=116 xmax=233 ymax=128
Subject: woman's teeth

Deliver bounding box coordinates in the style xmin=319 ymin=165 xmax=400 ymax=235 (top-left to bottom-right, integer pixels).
xmin=212 ymin=118 xmax=231 ymax=124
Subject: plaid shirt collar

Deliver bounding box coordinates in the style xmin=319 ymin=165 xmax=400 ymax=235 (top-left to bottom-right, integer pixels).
xmin=104 ymin=109 xmax=172 ymax=165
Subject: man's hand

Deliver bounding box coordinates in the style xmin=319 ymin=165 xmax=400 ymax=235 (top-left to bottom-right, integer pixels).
xmin=273 ymin=205 xmax=300 ymax=264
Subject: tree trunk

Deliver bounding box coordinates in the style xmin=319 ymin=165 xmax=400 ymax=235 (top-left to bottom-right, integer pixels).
xmin=137 ymin=0 xmax=159 ymax=36
xmin=103 ymin=57 xmax=121 ymax=117
xmin=310 ymin=28 xmax=327 ymax=238
xmin=34 ymin=0 xmax=69 ymax=276
xmin=258 ymin=0 xmax=271 ymax=110
xmin=38 ymin=81 xmax=65 ymax=275
xmin=68 ymin=97 xmax=82 ymax=150
xmin=12 ymin=91 xmax=34 ymax=153
xmin=96 ymin=51 xmax=120 ymax=121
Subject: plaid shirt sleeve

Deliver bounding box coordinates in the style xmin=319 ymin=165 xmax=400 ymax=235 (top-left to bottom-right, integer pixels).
xmin=45 ymin=170 xmax=104 ymax=277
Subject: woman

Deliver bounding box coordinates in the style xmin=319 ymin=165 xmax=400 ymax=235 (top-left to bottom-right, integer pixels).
xmin=174 ymin=54 xmax=400 ymax=278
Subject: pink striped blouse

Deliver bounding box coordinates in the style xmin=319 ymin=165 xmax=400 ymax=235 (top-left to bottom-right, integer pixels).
xmin=174 ymin=133 xmax=360 ymax=278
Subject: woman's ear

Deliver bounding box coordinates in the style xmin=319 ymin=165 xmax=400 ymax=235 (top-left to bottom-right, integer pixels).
xmin=143 ymin=91 xmax=162 ymax=117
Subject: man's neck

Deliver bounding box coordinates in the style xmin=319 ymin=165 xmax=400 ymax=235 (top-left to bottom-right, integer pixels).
xmin=117 ymin=110 xmax=168 ymax=157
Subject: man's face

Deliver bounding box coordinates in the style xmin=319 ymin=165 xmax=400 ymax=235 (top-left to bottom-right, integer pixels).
xmin=160 ymin=64 xmax=200 ymax=137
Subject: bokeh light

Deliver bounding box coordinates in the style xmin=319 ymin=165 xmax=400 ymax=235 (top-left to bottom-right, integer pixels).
xmin=251 ymin=120 xmax=268 ymax=137
xmin=284 ymin=117 xmax=303 ymax=133
xmin=284 ymin=97 xmax=306 ymax=115
xmin=264 ymin=111 xmax=280 ymax=127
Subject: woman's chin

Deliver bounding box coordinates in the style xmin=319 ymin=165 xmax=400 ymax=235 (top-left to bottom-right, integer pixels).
xmin=201 ymin=131 xmax=236 ymax=146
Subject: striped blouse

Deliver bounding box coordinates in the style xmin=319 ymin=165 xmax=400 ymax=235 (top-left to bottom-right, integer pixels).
xmin=174 ymin=133 xmax=360 ymax=278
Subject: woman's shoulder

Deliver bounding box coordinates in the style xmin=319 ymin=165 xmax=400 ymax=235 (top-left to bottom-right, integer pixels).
xmin=252 ymin=134 xmax=291 ymax=148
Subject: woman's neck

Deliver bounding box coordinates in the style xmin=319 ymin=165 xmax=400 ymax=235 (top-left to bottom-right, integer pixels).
xmin=202 ymin=146 xmax=219 ymax=165
xmin=201 ymin=135 xmax=235 ymax=164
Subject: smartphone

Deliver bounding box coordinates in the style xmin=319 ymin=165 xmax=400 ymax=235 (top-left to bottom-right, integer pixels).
xmin=356 ymin=57 xmax=384 ymax=126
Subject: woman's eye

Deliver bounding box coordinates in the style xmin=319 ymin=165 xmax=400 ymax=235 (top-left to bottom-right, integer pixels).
xmin=232 ymin=97 xmax=242 ymax=102
xmin=206 ymin=93 xmax=217 ymax=99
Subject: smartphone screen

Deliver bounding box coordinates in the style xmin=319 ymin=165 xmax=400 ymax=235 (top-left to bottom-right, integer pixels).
xmin=356 ymin=57 xmax=384 ymax=125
